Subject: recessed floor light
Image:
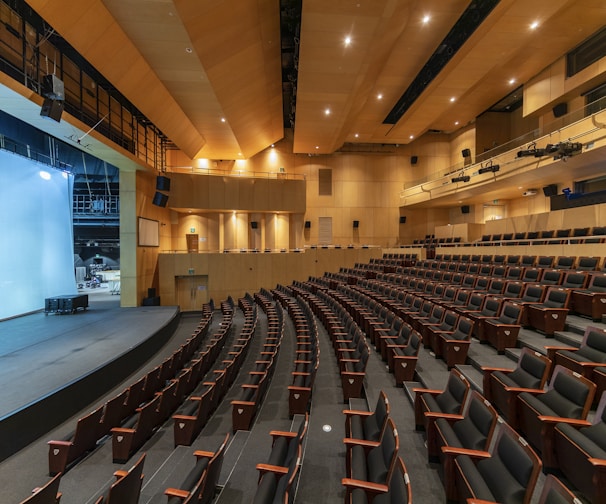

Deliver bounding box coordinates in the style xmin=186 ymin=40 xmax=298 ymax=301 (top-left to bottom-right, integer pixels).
xmin=322 ymin=424 xmax=332 ymax=433
xmin=185 ymin=47 xmax=193 ymax=53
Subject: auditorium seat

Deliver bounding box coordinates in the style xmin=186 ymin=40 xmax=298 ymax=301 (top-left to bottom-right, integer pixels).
xmin=414 ymin=369 xmax=470 ymax=431
xmin=253 ymin=446 xmax=301 ymax=504
xmin=553 ymin=392 xmax=606 ymax=503
xmin=429 ymin=391 xmax=498 ymax=501
xmin=571 ymin=272 xmax=606 ymax=321
xmin=482 ymin=348 xmax=551 ymax=429
xmin=586 ymin=226 xmax=606 ymax=243
xmin=576 ymin=256 xmax=600 ymax=271
xmin=517 ymin=365 xmax=596 ymax=467
xmin=19 ymin=473 xmax=62 ymax=504
xmin=465 ymin=297 xmax=502 ymax=342
xmin=342 ymin=456 xmax=411 ymax=504
xmin=94 ymin=452 xmax=145 ymax=504
xmin=482 ymin=301 xmax=523 ymax=353
xmin=173 ymin=385 xmax=214 ymax=447
xmin=525 ymin=287 xmax=571 ymax=336
xmin=344 ymin=391 xmax=389 ymax=442
xmin=520 ymin=255 xmax=536 ymax=267
xmin=555 ymin=256 xmax=576 ymax=270
xmin=570 ymin=227 xmax=590 ymax=244
xmin=537 ymin=255 xmax=555 ymax=269
xmin=516 ymin=284 xmax=547 ymax=326
xmin=536 ymin=474 xmax=581 ymax=504
xmin=344 ymin=417 xmax=399 ymax=490
xmin=452 ymin=422 xmax=542 ymax=504
xmin=266 ymin=415 xmax=308 ymax=470
xmin=546 ymin=325 xmax=606 ymax=399
xmin=48 ymin=404 xmax=105 ymax=476
xmin=388 ymin=330 xmax=421 ymax=386
xmin=433 ymin=315 xmax=474 ymax=369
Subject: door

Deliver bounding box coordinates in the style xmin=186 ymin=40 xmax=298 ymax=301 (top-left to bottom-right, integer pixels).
xmin=176 ymin=275 xmax=208 ymax=311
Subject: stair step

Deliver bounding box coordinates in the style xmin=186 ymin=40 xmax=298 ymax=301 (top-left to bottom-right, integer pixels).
xmin=466 ymin=341 xmax=516 ymax=372
xmin=553 ymin=330 xmax=583 ymax=347
xmin=455 ymin=364 xmax=484 ymax=394
xmin=403 ymin=381 xmax=422 ymax=405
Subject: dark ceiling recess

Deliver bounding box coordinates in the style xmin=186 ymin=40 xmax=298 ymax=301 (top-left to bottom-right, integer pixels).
xmin=383 ymin=0 xmax=500 ymax=125
xmin=280 ymin=0 xmax=302 ymax=129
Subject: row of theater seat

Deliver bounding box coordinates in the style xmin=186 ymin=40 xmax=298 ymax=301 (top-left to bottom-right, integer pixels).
xmin=173 ymin=295 xmax=255 ymax=447
xmin=230 ymin=292 xmax=282 ymax=432
xmin=47 ymin=301 xmax=217 ymax=476
xmin=272 ymin=286 xmax=320 ymax=418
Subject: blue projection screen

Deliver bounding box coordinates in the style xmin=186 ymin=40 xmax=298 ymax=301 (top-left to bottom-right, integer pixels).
xmin=0 ymin=151 xmax=76 ymax=320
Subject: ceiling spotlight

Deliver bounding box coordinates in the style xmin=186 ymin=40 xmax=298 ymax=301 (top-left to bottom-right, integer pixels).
xmin=454 ymin=121 xmax=459 ymax=126
xmin=315 ymin=146 xmax=319 ymax=149
xmin=530 ymin=21 xmax=539 ymax=30
xmin=450 ymin=97 xmax=456 ymax=103
xmin=508 ymin=78 xmax=516 ymax=85
xmin=344 ymin=36 xmax=352 ymax=46
xmin=324 ymin=108 xmax=331 ymax=115
xmin=452 ymin=175 xmax=470 ymax=183
xmin=422 ymin=15 xmax=430 ymax=24
xmin=354 ymin=133 xmax=359 ymax=138
xmin=220 ymin=117 xmax=226 ymax=123
xmin=377 ymin=93 xmax=383 ymax=100
xmin=409 ymin=135 xmax=414 ymax=140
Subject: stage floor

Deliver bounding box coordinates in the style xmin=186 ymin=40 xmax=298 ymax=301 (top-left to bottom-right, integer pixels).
xmin=0 ymin=287 xmax=178 ymax=419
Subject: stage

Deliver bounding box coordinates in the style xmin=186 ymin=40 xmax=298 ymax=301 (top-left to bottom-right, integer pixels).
xmin=0 ymin=288 xmax=180 ymax=460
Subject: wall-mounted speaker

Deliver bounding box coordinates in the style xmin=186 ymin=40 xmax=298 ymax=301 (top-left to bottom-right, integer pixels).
xmin=461 ymin=205 xmax=470 ymax=214
xmin=410 ymin=156 xmax=418 ymax=165
xmin=353 ymin=220 xmax=359 ymax=228
xmin=40 ymin=98 xmax=64 ymax=122
xmin=461 ymin=148 xmax=471 ymax=158
xmin=399 ymin=216 xmax=407 ymax=224
xmin=542 ymin=184 xmax=558 ymax=197
xmin=304 ymin=220 xmax=311 ymax=229
xmin=251 ymin=221 xmax=258 ymax=229
xmin=156 ymin=175 xmax=171 ymax=191
xmin=553 ymin=102 xmax=568 ymax=118
xmin=152 ymin=191 xmax=168 ymax=207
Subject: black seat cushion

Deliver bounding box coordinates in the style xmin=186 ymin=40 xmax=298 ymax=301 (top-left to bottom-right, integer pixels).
xmin=556 ymin=422 xmax=606 ymax=458
xmin=455 ymin=455 xmax=496 ymax=501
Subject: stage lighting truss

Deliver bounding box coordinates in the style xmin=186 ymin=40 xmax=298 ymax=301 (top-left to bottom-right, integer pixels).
xmin=451 ymin=174 xmax=470 ymax=183
xmin=517 ymin=141 xmax=583 ymax=160
xmin=478 ymin=161 xmax=500 ymax=174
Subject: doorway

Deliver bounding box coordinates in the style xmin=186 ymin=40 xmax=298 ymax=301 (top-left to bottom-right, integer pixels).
xmin=176 ymin=275 xmax=209 ymax=311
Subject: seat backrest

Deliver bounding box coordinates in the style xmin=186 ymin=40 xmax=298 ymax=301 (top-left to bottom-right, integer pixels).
xmin=498 ymin=302 xmax=522 ymax=324
xmin=542 ymin=366 xmax=596 ymax=419
xmin=436 ymin=370 xmax=469 ymax=414
xmin=538 ymin=474 xmax=580 ymax=504
xmin=192 ymin=433 xmax=230 ymax=504
xmin=449 ymin=317 xmax=474 ymax=341
xmin=521 ymin=284 xmax=545 ymax=302
xmin=540 ymin=269 xmax=564 ymax=285
xmin=577 ymin=256 xmax=599 ymax=271
xmin=366 ymin=418 xmax=399 ymax=485
xmin=477 ymin=424 xmax=541 ymax=504
xmin=543 ymin=288 xmax=570 ymax=308
xmin=366 ymin=391 xmax=390 ymax=440
xmin=562 ymin=272 xmax=587 ymax=289
xmin=20 ymin=473 xmax=62 ymax=504
xmin=453 ymin=391 xmax=498 ymax=451
xmin=508 ymin=348 xmax=551 ymax=389
xmin=106 ymin=453 xmax=145 ymax=504
xmin=384 ymin=457 xmax=412 ymax=504
xmin=480 ymin=297 xmax=501 ymax=316
xmin=588 ymin=273 xmax=606 ymax=291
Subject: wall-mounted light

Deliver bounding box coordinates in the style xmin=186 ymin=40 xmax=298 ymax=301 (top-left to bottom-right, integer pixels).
xmin=451 ymin=175 xmax=470 ymax=183
xmin=478 ymin=162 xmax=500 ymax=174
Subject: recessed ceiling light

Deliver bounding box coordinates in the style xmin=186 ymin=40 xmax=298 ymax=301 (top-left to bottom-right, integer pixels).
xmin=324 ymin=108 xmax=331 ymax=115
xmin=344 ymin=36 xmax=352 ymax=46
xmin=315 ymin=146 xmax=319 ymax=149
xmin=450 ymin=97 xmax=456 ymax=103
xmin=185 ymin=47 xmax=193 ymax=53
xmin=220 ymin=117 xmax=226 ymax=123
xmin=422 ymin=15 xmax=431 ymax=24
xmin=530 ymin=21 xmax=539 ymax=30
xmin=354 ymin=133 xmax=359 ymax=138
xmin=454 ymin=121 xmax=459 ymax=125
xmin=509 ymin=78 xmax=516 ymax=85
xmin=377 ymin=93 xmax=383 ymax=100
xmin=409 ymin=135 xmax=414 ymax=140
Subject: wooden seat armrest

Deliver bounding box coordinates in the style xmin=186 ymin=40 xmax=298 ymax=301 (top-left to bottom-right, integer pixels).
xmin=172 ymin=414 xmax=196 ymax=421
xmin=343 ymin=438 xmax=380 ymax=448
xmin=202 ymin=381 xmax=216 ymax=386
xmin=442 ymin=337 xmax=471 ymax=344
xmin=111 ymin=427 xmax=135 ymax=434
xmin=538 ymin=416 xmax=591 ymax=426
xmin=441 ymin=446 xmax=491 ymax=459
xmin=342 ymin=409 xmax=372 ymax=417
xmin=288 ymin=385 xmax=311 ymax=392
xmin=504 ymin=386 xmax=545 ymax=394
xmin=189 ymin=396 xmax=202 ymax=401
xmin=241 ymin=383 xmax=260 ymax=390
xmin=256 ymin=463 xmax=289 ymax=475
xmin=113 ymin=470 xmax=128 ymax=479
xmin=337 ymin=348 xmax=356 ymax=353
xmin=339 ymin=358 xmax=358 ymax=363
xmin=588 ymin=458 xmax=606 ymax=467
xmin=294 ymin=359 xmax=311 ymax=364
xmin=270 ymin=430 xmax=297 ymax=440
xmin=480 ymin=366 xmax=513 ymax=373
xmin=164 ymin=488 xmax=190 ymax=499
xmin=292 ymin=371 xmax=311 ymax=377
xmin=341 ymin=371 xmax=365 ymax=377
xmin=467 ymin=499 xmax=501 ymax=504
xmin=193 ymin=450 xmax=215 ymax=459
xmin=231 ymin=400 xmax=255 ymax=406
xmin=424 ymin=412 xmax=464 ymax=421
xmin=544 ymin=345 xmax=573 ymax=352
xmin=412 ymin=388 xmax=441 ymax=395
xmin=249 ymin=371 xmax=265 ymax=376
xmin=341 ymin=478 xmax=388 ymax=493
xmin=47 ymin=440 xmax=73 ymax=447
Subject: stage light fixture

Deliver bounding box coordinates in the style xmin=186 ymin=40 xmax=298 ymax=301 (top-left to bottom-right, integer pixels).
xmin=451 ymin=175 xmax=470 ymax=183
xmin=478 ymin=163 xmax=500 ymax=174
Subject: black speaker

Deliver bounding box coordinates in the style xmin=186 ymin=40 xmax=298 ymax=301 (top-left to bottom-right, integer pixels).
xmin=461 ymin=148 xmax=471 ymax=158
xmin=304 ymin=220 xmax=311 ymax=229
xmin=41 ymin=74 xmax=65 ymax=100
xmin=353 ymin=220 xmax=359 ymax=228
xmin=410 ymin=156 xmax=418 ymax=165
xmin=553 ymin=103 xmax=568 ymax=118
xmin=399 ymin=216 xmax=407 ymax=224
xmin=40 ymin=98 xmax=64 ymax=122
xmin=152 ymin=191 xmax=168 ymax=207
xmin=251 ymin=221 xmax=258 ymax=229
xmin=542 ymin=184 xmax=558 ymax=197
xmin=147 ymin=288 xmax=156 ymax=298
xmin=461 ymin=205 xmax=470 ymax=214
xmin=156 ymin=175 xmax=171 ymax=191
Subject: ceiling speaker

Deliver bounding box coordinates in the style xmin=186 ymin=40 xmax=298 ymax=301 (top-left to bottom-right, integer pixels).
xmin=251 ymin=221 xmax=258 ymax=229
xmin=304 ymin=220 xmax=311 ymax=228
xmin=461 ymin=148 xmax=471 ymax=158
xmin=552 ymin=103 xmax=568 ymax=118
xmin=461 ymin=205 xmax=470 ymax=214
xmin=353 ymin=220 xmax=359 ymax=228
xmin=399 ymin=216 xmax=407 ymax=224
xmin=40 ymin=99 xmax=64 ymax=122
xmin=542 ymin=184 xmax=558 ymax=197
xmin=410 ymin=156 xmax=418 ymax=165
